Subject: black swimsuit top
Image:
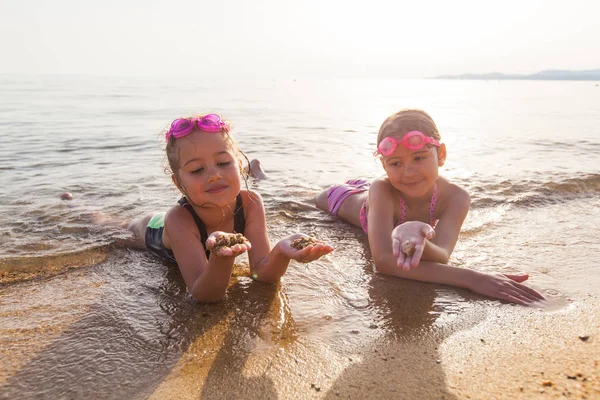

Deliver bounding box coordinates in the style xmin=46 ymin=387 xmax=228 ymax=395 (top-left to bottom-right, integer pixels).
xmin=178 ymin=193 xmax=246 ymax=259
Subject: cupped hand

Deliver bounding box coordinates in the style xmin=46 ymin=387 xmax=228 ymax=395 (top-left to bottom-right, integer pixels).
xmin=205 ymin=231 xmax=252 ymax=258
xmin=391 ymin=221 xmax=435 ymax=271
xmin=470 ymin=272 xmax=546 ymax=305
xmin=279 ymin=233 xmax=334 ymax=263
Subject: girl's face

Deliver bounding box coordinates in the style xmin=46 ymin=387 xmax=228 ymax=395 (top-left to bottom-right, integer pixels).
xmin=172 ymin=131 xmax=242 ymax=208
xmin=380 ymin=133 xmax=446 ymax=198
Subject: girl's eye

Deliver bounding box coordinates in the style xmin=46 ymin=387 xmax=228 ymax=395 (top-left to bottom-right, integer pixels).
xmin=390 ymin=162 xmax=401 ymax=167
xmin=191 ymin=167 xmax=204 ymax=174
xmin=217 ymin=161 xmax=232 ymax=167
xmin=415 ymin=156 xmax=426 ymax=161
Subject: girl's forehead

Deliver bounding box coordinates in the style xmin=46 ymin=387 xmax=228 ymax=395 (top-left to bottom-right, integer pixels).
xmin=177 ymin=131 xmax=233 ymax=157
xmin=182 ymin=131 xmax=230 ymax=147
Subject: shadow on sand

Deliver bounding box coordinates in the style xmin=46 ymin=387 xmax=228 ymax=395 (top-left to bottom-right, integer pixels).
xmin=0 ymin=249 xmax=296 ymax=400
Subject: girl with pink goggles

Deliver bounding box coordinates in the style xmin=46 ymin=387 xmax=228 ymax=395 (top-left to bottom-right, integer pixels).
xmin=165 ymin=114 xmax=229 ymax=141
xmin=374 ymin=131 xmax=441 ymax=156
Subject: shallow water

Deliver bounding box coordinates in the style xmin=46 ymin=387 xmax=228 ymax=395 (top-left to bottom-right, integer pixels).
xmin=1 ymin=75 xmax=599 ymax=398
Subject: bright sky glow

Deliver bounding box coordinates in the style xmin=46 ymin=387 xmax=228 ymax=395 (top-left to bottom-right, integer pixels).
xmin=1 ymin=0 xmax=598 ymax=78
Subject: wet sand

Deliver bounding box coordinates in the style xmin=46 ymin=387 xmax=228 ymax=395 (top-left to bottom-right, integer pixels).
xmin=1 ymin=254 xmax=598 ymax=399
xmin=147 ymin=282 xmax=599 ymax=400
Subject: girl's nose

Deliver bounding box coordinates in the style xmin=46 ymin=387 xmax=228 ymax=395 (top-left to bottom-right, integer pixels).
xmin=403 ymin=163 xmax=417 ymax=176
xmin=206 ymin=166 xmax=222 ymax=182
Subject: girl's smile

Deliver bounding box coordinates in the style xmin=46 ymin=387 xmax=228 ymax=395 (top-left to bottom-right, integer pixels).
xmin=206 ymin=185 xmax=229 ymax=194
xmin=401 ymin=179 xmax=425 ymax=187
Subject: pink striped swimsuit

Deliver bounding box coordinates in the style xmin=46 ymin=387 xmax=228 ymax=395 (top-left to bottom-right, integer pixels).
xmin=327 ymin=179 xmax=438 ymax=234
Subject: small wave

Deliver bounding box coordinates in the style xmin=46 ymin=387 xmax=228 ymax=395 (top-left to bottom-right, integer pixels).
xmin=102 ymin=94 xmax=140 ymax=99
xmin=284 ymin=126 xmax=328 ymax=130
xmin=0 ymin=246 xmax=109 ymax=285
xmin=470 ymin=173 xmax=600 ymax=209
xmin=527 ymin=138 xmax=600 ymax=153
xmin=56 ymin=142 xmax=151 ymax=153
xmin=275 ymin=200 xmax=318 ymax=213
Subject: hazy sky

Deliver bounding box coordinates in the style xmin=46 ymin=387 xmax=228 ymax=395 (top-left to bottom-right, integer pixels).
xmin=1 ymin=0 xmax=599 ymax=78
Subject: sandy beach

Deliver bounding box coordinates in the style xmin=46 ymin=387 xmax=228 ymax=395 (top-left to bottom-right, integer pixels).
xmin=145 ymin=275 xmax=599 ymax=400
xmin=1 ymin=249 xmax=598 ymax=400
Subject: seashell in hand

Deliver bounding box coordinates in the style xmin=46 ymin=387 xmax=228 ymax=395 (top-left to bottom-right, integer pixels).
xmin=401 ymin=240 xmax=415 ymax=256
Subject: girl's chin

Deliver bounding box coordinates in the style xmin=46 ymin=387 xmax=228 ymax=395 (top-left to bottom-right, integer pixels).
xmin=393 ymin=181 xmax=431 ymax=196
xmin=188 ymin=194 xmax=237 ymax=208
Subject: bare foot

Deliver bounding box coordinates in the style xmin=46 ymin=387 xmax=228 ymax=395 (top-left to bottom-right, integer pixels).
xmin=249 ymin=159 xmax=268 ymax=180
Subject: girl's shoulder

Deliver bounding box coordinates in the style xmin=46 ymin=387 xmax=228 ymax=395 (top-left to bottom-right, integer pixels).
xmin=370 ymin=176 xmax=398 ymax=199
xmin=163 ymin=201 xmax=194 ymax=230
xmin=239 ymin=189 xmax=265 ymax=217
xmin=240 ymin=189 xmax=263 ymax=206
xmin=437 ymin=177 xmax=470 ymax=211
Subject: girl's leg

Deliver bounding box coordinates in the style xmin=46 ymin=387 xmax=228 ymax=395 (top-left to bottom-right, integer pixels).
xmin=125 ymin=214 xmax=155 ymax=248
xmin=314 ymin=189 xmax=330 ymax=212
xmin=315 ymin=189 xmax=367 ymax=229
xmin=64 ymin=191 xmax=155 ymax=249
xmin=249 ymin=159 xmax=268 ymax=180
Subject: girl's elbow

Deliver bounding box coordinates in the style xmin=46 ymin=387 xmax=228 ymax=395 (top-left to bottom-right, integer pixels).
xmin=192 ymin=295 xmax=225 ymax=303
xmin=190 ymin=291 xmax=226 ymax=303
xmin=372 ymin=258 xmax=395 ymax=276
xmin=438 ymin=254 xmax=450 ymax=264
xmin=439 ymin=249 xmax=452 ymax=264
xmin=373 ymin=253 xmax=387 ymax=267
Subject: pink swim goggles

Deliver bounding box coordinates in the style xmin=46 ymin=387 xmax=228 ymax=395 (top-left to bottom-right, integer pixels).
xmin=165 ymin=114 xmax=229 ymax=141
xmin=375 ymin=131 xmax=441 ymax=156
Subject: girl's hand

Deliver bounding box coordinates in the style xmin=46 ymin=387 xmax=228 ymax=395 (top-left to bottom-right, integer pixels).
xmin=205 ymin=231 xmax=252 ymax=258
xmin=279 ymin=233 xmax=334 ymax=263
xmin=468 ymin=272 xmax=545 ymax=305
xmin=391 ymin=221 xmax=435 ymax=271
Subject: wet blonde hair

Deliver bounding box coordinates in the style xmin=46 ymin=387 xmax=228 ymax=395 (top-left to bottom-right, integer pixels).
xmin=163 ymin=114 xmax=250 ymax=186
xmin=377 ymin=109 xmax=441 ymax=146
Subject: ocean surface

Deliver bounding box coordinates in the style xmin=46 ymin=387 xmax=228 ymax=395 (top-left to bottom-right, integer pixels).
xmin=1 ymin=75 xmax=599 ymax=398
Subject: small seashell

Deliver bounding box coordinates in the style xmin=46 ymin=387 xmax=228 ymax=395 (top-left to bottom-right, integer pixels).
xmin=401 ymin=240 xmax=415 ymax=256
xmin=60 ymin=192 xmax=73 ymax=200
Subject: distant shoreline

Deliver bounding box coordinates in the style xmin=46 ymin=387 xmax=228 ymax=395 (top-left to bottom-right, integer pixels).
xmin=434 ymin=69 xmax=600 ymax=81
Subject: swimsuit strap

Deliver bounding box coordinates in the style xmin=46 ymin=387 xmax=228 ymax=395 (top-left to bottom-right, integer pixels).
xmin=177 ymin=197 xmax=210 ymax=259
xmin=398 ymin=182 xmax=438 ymax=227
xmin=233 ymin=193 xmax=246 ymax=234
xmin=399 ymin=195 xmax=407 ymax=225
xmin=429 ymin=182 xmax=438 ymax=227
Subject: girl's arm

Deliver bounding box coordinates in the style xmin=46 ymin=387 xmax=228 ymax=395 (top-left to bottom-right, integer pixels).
xmin=243 ymin=191 xmax=333 ymax=283
xmin=373 ymin=252 xmax=544 ymax=305
xmin=423 ymin=182 xmax=470 ymax=263
xmin=391 ymin=181 xmax=470 ymax=269
xmin=164 ymin=206 xmax=237 ymax=302
xmin=367 ymin=181 xmax=543 ymax=305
